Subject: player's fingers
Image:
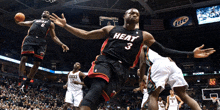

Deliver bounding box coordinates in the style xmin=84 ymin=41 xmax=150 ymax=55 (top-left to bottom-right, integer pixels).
xmin=61 ymin=13 xmax=65 ymax=19
xmin=49 ymin=16 xmax=56 ymax=21
xmin=52 ymin=13 xmax=60 ymax=19
xmin=203 ymin=48 xmax=215 ymax=51
xmin=198 ymin=44 xmax=204 ymax=49
xmin=49 ymin=15 xmax=57 ymax=21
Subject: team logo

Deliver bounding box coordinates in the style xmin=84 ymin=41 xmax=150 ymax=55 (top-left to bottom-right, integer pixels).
xmin=173 ymin=16 xmax=189 ymax=27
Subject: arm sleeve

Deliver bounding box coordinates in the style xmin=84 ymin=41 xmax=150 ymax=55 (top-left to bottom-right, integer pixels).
xmin=150 ymin=41 xmax=194 ymax=58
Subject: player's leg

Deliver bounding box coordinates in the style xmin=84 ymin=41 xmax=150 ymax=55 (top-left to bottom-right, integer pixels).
xmin=64 ymin=90 xmax=74 ymax=110
xmin=80 ymin=78 xmax=107 ymax=110
xmin=147 ymin=61 xmax=170 ymax=110
xmin=174 ymin=87 xmax=201 ymax=110
xmin=19 ymin=45 xmax=34 ymax=82
xmin=73 ymin=90 xmax=83 ymax=110
xmin=26 ymin=45 xmax=45 ymax=80
xmin=148 ymin=87 xmax=161 ymax=110
xmin=19 ymin=56 xmax=28 ymax=79
xmin=141 ymin=89 xmax=149 ymax=110
xmin=19 ymin=45 xmax=34 ymax=88
xmin=169 ymin=62 xmax=201 ymax=110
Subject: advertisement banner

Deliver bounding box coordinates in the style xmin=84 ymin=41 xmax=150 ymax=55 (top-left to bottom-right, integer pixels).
xmin=170 ymin=16 xmax=193 ymax=27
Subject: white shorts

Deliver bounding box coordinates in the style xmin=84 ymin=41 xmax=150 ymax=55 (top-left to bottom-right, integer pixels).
xmin=65 ymin=89 xmax=83 ymax=107
xmin=147 ymin=59 xmax=188 ymax=93
xmin=141 ymin=89 xmax=149 ymax=108
xmin=168 ymin=105 xmax=179 ymax=110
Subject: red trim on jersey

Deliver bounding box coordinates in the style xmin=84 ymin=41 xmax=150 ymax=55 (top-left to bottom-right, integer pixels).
xmin=88 ymin=60 xmax=110 ymax=82
xmin=102 ymin=90 xmax=110 ymax=101
xmin=21 ymin=51 xmax=34 ymax=54
xmin=130 ymin=44 xmax=143 ymax=68
xmin=100 ymin=38 xmax=109 ymax=53
xmin=45 ymin=29 xmax=50 ymax=38
xmin=33 ymin=54 xmax=43 ymax=60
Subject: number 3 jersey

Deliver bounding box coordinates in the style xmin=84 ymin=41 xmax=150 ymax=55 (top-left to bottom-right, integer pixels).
xmin=101 ymin=26 xmax=143 ymax=68
xmin=23 ymin=19 xmax=51 ymax=46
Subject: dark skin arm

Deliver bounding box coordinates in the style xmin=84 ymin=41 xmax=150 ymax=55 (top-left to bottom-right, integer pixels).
xmin=63 ymin=72 xmax=70 ymax=89
xmin=142 ymin=31 xmax=216 ymax=58
xmin=73 ymin=71 xmax=86 ymax=86
xmin=50 ymin=13 xmax=114 ymax=39
xmin=49 ymin=22 xmax=69 ymax=52
xmin=16 ymin=20 xmax=34 ymax=27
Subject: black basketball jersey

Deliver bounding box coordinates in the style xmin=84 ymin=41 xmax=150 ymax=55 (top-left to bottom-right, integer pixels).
xmin=101 ymin=26 xmax=143 ymax=68
xmin=23 ymin=19 xmax=51 ymax=46
xmin=29 ymin=19 xmax=51 ymax=38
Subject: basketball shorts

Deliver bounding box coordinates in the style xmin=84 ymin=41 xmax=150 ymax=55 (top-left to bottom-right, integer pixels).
xmin=168 ymin=105 xmax=179 ymax=110
xmin=21 ymin=45 xmax=46 ymax=62
xmin=147 ymin=58 xmax=188 ymax=94
xmin=86 ymin=55 xmax=130 ymax=101
xmin=65 ymin=89 xmax=83 ymax=107
xmin=141 ymin=89 xmax=149 ymax=108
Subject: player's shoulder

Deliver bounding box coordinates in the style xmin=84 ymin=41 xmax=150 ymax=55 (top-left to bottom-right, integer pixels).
xmin=102 ymin=25 xmax=115 ymax=31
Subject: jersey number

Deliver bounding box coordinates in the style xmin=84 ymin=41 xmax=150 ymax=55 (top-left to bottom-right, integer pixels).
xmin=125 ymin=43 xmax=133 ymax=50
xmin=41 ymin=23 xmax=45 ymax=27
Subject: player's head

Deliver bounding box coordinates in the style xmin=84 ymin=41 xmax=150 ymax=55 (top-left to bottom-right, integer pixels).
xmin=73 ymin=62 xmax=81 ymax=70
xmin=159 ymin=97 xmax=162 ymax=101
xmin=137 ymin=69 xmax=140 ymax=76
xmin=124 ymin=8 xmax=140 ymax=24
xmin=41 ymin=11 xmax=50 ymax=19
xmin=170 ymin=90 xmax=174 ymax=95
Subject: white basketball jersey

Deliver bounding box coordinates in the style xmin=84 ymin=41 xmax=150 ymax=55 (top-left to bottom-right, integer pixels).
xmin=169 ymin=95 xmax=178 ymax=107
xmin=145 ymin=48 xmax=168 ymax=66
xmin=158 ymin=101 xmax=165 ymax=110
xmin=67 ymin=71 xmax=83 ymax=91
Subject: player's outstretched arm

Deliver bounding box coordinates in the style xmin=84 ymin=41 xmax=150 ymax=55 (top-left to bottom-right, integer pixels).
xmin=49 ymin=22 xmax=69 ymax=52
xmin=142 ymin=31 xmax=216 ymax=58
xmin=16 ymin=20 xmax=34 ymax=27
xmin=50 ymin=13 xmax=114 ymax=39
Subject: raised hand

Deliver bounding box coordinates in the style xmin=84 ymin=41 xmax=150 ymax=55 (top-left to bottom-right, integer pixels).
xmin=62 ymin=44 xmax=69 ymax=52
xmin=50 ymin=13 xmax=67 ymax=27
xmin=193 ymin=44 xmax=216 ymax=58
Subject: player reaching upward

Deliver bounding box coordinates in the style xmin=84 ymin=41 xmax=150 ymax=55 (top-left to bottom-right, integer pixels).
xmin=63 ymin=62 xmax=86 ymax=110
xmin=50 ymin=8 xmax=215 ymax=110
xmin=16 ymin=11 xmax=69 ymax=92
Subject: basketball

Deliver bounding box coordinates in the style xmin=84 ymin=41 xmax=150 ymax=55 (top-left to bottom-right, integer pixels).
xmin=14 ymin=12 xmax=25 ymax=22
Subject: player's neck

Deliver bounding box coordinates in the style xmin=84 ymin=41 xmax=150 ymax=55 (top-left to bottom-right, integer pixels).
xmin=123 ymin=23 xmax=139 ymax=30
xmin=41 ymin=17 xmax=48 ymax=20
xmin=72 ymin=69 xmax=79 ymax=73
xmin=171 ymin=94 xmax=174 ymax=97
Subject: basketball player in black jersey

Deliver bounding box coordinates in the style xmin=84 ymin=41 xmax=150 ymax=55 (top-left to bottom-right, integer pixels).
xmin=16 ymin=11 xmax=69 ymax=92
xmin=50 ymin=8 xmax=215 ymax=110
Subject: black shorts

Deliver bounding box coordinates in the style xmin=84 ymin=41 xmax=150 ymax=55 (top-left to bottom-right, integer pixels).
xmin=86 ymin=55 xmax=130 ymax=101
xmin=21 ymin=45 xmax=46 ymax=62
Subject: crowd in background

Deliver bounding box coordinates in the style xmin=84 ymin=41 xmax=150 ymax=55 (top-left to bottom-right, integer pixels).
xmin=0 ymin=66 xmax=219 ymax=110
